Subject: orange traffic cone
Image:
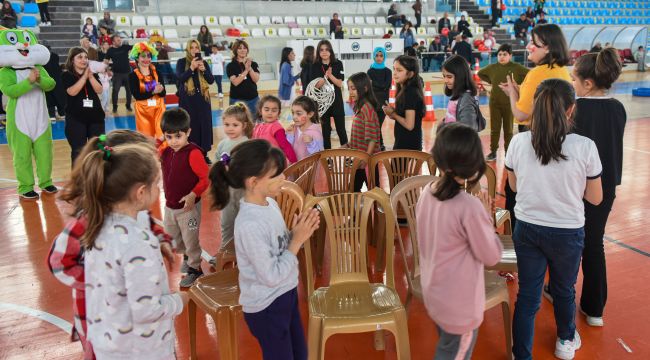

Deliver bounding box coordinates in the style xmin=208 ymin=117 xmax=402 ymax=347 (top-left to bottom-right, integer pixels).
xmin=473 ymin=58 xmax=484 ymax=92
xmin=388 ymin=78 xmax=397 ymax=108
xmin=424 ymin=82 xmax=436 ymax=122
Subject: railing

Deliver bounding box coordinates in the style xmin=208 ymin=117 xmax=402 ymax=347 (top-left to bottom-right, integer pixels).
xmin=417 ymin=48 xmax=530 ymax=72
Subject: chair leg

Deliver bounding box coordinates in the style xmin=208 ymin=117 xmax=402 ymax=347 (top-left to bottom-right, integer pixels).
xmin=314 ymin=215 xmax=326 ymax=276
xmin=393 ymin=309 xmax=412 ymax=360
xmin=373 ymin=330 xmax=386 ymax=350
xmin=307 ymin=316 xmax=322 ymax=360
xmin=405 ymin=289 xmax=413 ymax=311
xmin=214 ymin=310 xmax=234 ymax=360
xmin=374 ymin=211 xmax=387 ymax=272
xmin=502 ymin=300 xmax=513 ymax=358
xmin=229 ymin=309 xmax=240 ymax=360
xmin=188 ymin=300 xmax=197 ymax=359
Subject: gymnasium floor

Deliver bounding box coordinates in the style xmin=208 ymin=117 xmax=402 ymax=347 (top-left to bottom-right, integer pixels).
xmin=0 ymin=71 xmax=648 ymax=359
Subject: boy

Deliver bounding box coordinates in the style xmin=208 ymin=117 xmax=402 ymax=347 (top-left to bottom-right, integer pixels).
xmin=635 ymin=46 xmax=646 ymax=72
xmin=209 ymin=44 xmax=225 ymax=97
xmin=478 ymin=44 xmax=529 ymax=161
xmin=160 ymin=108 xmax=209 ymax=287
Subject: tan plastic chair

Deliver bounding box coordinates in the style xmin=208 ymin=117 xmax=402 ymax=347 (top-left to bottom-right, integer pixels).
xmin=318 ymin=149 xmax=370 ymax=195
xmin=389 ymin=176 xmax=513 ymax=357
xmin=304 ymin=188 xmax=411 ymax=360
xmin=187 ymin=181 xmax=310 ymax=359
xmin=284 ymin=152 xmax=320 ymax=196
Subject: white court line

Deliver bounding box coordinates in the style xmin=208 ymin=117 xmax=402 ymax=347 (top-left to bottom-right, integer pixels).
xmin=0 ymin=302 xmax=72 ymax=334
xmin=0 ymin=178 xmax=18 ymax=183
xmin=624 ymin=146 xmax=650 ymax=155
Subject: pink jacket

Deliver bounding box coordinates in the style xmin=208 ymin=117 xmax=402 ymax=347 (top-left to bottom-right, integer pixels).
xmin=253 ymin=120 xmax=298 ymax=163
xmin=415 ymin=184 xmax=503 ymax=334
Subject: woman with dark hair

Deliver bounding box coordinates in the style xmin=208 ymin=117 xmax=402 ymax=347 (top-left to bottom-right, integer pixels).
xmin=306 ymin=40 xmax=348 ymax=148
xmin=412 ymin=0 xmax=422 ymax=30
xmin=197 ymin=25 xmax=213 ymax=56
xmin=382 ymin=55 xmax=425 ymax=150
xmin=400 ymin=21 xmax=416 ymax=48
xmin=278 ymin=47 xmax=300 ymax=106
xmin=176 ymin=39 xmax=214 ymax=160
xmin=299 ymin=45 xmax=314 ymax=94
xmin=226 ymin=39 xmax=261 ymax=117
xmin=440 ymin=55 xmax=482 ymax=131
xmin=499 ymin=23 xmax=572 ymax=227
xmin=62 ymin=47 xmax=105 ymax=164
xmin=129 ymin=42 xmax=166 ymax=140
xmin=329 ymin=13 xmax=343 ymax=39
xmin=0 ymin=1 xmax=17 ymax=29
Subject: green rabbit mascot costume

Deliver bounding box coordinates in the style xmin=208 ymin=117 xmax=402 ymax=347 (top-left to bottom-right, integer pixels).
xmin=0 ymin=28 xmax=57 ymax=199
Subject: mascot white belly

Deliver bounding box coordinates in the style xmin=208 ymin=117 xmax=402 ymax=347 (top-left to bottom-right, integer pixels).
xmin=14 ymin=68 xmax=49 ymax=141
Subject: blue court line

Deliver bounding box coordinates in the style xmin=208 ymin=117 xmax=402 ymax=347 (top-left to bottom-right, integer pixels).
xmin=604 ymin=235 xmax=650 ymax=258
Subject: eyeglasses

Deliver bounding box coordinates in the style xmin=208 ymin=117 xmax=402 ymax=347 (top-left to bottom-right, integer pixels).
xmin=140 ymin=53 xmax=152 ymax=58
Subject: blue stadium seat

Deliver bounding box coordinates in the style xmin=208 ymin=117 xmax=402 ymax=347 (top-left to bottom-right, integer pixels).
xmin=19 ymin=16 xmax=37 ymax=27
xmin=23 ymin=3 xmax=38 ymax=14
xmin=11 ymin=3 xmax=21 ymax=14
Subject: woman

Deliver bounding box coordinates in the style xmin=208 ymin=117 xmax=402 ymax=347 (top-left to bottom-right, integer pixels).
xmin=226 ymin=39 xmax=260 ymax=117
xmin=306 ymin=40 xmax=348 ymax=149
xmin=412 ymin=0 xmax=422 ymax=30
xmin=62 ymin=47 xmax=105 ymax=165
xmin=176 ymin=39 xmax=215 ymax=161
xmin=1 ymin=1 xmax=17 ymax=29
xmin=387 ymin=4 xmax=401 ymax=28
xmin=278 ymin=47 xmax=300 ymax=106
xmin=499 ymin=23 xmax=572 ymax=228
xmin=36 ymin=0 xmax=51 ymax=26
xmin=128 ymin=42 xmax=166 ymax=140
xmin=329 ymin=13 xmax=343 ymax=39
xmin=300 ymin=45 xmax=315 ymax=95
xmin=197 ymin=25 xmax=213 ymax=56
xmin=367 ymin=47 xmax=392 ymax=151
xmin=400 ymin=22 xmax=416 ymax=48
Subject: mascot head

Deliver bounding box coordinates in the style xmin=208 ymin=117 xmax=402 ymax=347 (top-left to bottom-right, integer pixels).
xmin=0 ymin=28 xmax=50 ymax=68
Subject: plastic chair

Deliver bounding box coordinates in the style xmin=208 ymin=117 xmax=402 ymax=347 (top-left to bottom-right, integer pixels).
xmin=318 ymin=149 xmax=369 ymax=195
xmin=251 ymin=28 xmax=264 ymax=38
xmin=162 ymin=16 xmax=176 ymax=26
xmin=191 ymin=16 xmax=204 ymax=26
xmin=20 ymin=16 xmax=37 ymax=28
xmin=354 ymin=16 xmax=365 ymax=25
xmin=264 ymin=27 xmax=277 ymax=37
xmin=284 ymin=152 xmax=320 ymax=196
xmin=316 ymin=28 xmax=327 ymax=37
xmin=369 ymin=150 xmax=436 ymax=191
xmin=304 ymin=28 xmax=315 ymax=37
xmin=291 ymin=28 xmax=303 ymax=37
xmin=23 ymin=3 xmax=38 ymax=14
xmin=308 ymin=16 xmax=319 ymax=25
xmin=176 ymin=16 xmax=190 ymax=26
xmin=132 ymin=16 xmax=146 ymax=27
xmin=11 ymin=3 xmax=21 ymax=14
xmin=343 ymin=16 xmax=354 ymax=24
xmin=259 ymin=16 xmax=271 ymax=25
xmin=304 ymin=188 xmax=410 ymax=360
xmin=278 ymin=27 xmax=290 ymax=37
xmin=117 ymin=15 xmax=130 ymax=26
xmin=147 ymin=16 xmax=161 ymax=26
xmin=246 ymin=16 xmax=258 ymax=25
xmin=219 ymin=16 xmax=232 ymax=26
xmin=232 ymin=16 xmax=244 ymax=26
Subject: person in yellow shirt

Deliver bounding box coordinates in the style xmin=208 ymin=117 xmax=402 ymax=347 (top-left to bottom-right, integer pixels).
xmin=36 ymin=0 xmax=52 ymax=26
xmin=499 ymin=23 xmax=572 ymax=228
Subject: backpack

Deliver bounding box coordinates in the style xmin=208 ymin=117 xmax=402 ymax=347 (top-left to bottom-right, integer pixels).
xmin=455 ymin=93 xmax=487 ymax=132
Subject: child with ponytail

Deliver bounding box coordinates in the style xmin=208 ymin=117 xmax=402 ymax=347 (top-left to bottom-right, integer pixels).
xmin=208 ymin=139 xmax=319 ymax=359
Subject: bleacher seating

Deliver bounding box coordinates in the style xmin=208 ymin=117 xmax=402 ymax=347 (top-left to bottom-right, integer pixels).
xmin=12 ymin=3 xmax=22 ymax=14
xmin=23 ymin=3 xmax=38 ymax=14
xmin=19 ymin=15 xmax=37 ymax=28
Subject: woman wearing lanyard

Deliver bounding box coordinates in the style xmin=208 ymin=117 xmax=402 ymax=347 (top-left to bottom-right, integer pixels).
xmin=62 ymin=47 xmax=104 ymax=165
xmin=128 ymin=42 xmax=166 ymax=141
xmin=307 ymin=39 xmax=348 ymax=148
xmin=226 ymin=39 xmax=260 ymax=117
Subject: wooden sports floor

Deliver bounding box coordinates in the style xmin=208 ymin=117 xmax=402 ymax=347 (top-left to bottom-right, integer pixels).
xmin=0 ymin=71 xmax=649 ymax=359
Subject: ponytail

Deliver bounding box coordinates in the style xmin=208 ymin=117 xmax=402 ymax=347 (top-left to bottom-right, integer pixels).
xmin=574 ymin=47 xmax=622 ymax=90
xmin=80 ymin=150 xmax=109 ymax=248
xmin=530 ymin=79 xmax=575 ymax=165
xmin=209 ymin=159 xmax=232 ymax=210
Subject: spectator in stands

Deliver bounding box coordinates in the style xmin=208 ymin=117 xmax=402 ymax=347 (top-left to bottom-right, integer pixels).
xmin=525 ymin=7 xmax=535 ymax=21
xmin=176 ymin=39 xmax=215 ymax=160
xmin=453 ymin=35 xmax=473 ymax=64
xmin=438 ymin=12 xmax=451 ymax=34
xmin=536 ymin=12 xmax=548 ymax=24
xmin=329 ymin=13 xmax=343 ymax=39
xmin=278 ymin=47 xmax=300 ymax=107
xmin=226 ymin=39 xmax=260 ymax=117
xmin=98 ymin=25 xmax=112 ymax=46
xmin=534 ymin=0 xmax=545 ymax=17
xmin=635 ymin=46 xmax=646 ymax=72
xmin=448 ymin=25 xmax=460 ymax=45
xmin=36 ymin=0 xmax=51 ymax=26
xmin=412 ymin=0 xmax=422 ymax=30
xmin=80 ymin=36 xmax=99 ymax=61
xmin=1 ymin=1 xmax=16 ymax=29
xmin=197 ymin=25 xmax=213 ymax=56
xmin=387 ymin=4 xmax=402 ymax=28
xmin=98 ymin=11 xmax=116 ymax=34
xmin=299 ymin=45 xmax=314 ymax=94
xmin=82 ymin=17 xmax=99 ymax=45
xmin=382 ymin=30 xmax=394 ymax=39
xmin=104 ymin=34 xmax=133 ymax=113
xmin=457 ymin=15 xmax=472 ymax=38
xmin=425 ymin=36 xmax=444 ymax=71
xmin=400 ymin=21 xmax=416 ymax=48
xmin=491 ymin=0 xmax=503 ymax=27
xmin=589 ymin=42 xmax=603 ymax=53
xmin=155 ymin=41 xmax=174 ymax=86
xmin=149 ymin=30 xmax=167 ymax=46
xmin=514 ymin=14 xmax=529 ymax=40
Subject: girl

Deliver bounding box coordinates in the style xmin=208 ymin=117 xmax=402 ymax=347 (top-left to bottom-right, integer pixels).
xmin=367 ymin=47 xmax=392 ymax=151
xmin=226 ymin=39 xmax=261 ymax=117
xmin=505 ymin=79 xmax=603 ymax=360
xmin=209 ymin=45 xmax=225 ymax=98
xmin=128 ymin=42 xmax=166 ymax=141
xmin=346 ymin=73 xmax=380 ymax=192
xmin=253 ymin=95 xmax=298 ymax=163
xmin=560 ymin=47 xmax=624 ymax=327
xmin=416 ymin=122 xmax=503 ymax=360
xmin=196 ymin=25 xmax=213 ymax=56
xmin=62 ymin=47 xmax=105 ymax=165
xmin=66 ymin=141 xmax=188 ymax=359
xmin=278 ymin=47 xmax=300 ymax=106
xmin=176 ymin=39 xmax=214 ymax=160
xmin=400 ymin=21 xmax=416 ymax=48
xmin=299 ymin=46 xmax=314 ymax=95
xmin=1 ymin=1 xmax=17 ymax=29
xmin=307 ymin=40 xmax=348 ymax=149
xmin=49 ymin=130 xmax=175 ymax=360
xmin=286 ymin=95 xmax=323 ymax=161
xmin=440 ymin=55 xmax=481 ymax=131
xmin=382 ymin=55 xmax=425 ymax=150
xmin=82 ymin=17 xmax=98 ymax=44
xmin=209 ymin=139 xmax=320 ymax=360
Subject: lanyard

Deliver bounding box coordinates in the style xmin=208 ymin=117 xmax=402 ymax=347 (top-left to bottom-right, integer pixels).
xmin=75 ymin=72 xmax=89 ymax=98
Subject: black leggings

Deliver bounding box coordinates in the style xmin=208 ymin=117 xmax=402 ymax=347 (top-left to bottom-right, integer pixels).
xmin=320 ymin=107 xmax=348 ymax=149
xmin=65 ymin=117 xmax=105 ymax=166
xmin=38 ymin=2 xmax=51 ymax=22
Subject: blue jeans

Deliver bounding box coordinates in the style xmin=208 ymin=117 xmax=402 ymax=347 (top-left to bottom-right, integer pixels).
xmin=512 ymin=220 xmax=584 ymax=360
xmin=230 ymin=96 xmax=259 ymax=119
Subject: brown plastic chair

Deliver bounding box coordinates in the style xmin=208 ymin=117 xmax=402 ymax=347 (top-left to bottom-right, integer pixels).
xmin=187 ymin=181 xmax=310 ymax=360
xmin=389 ymin=176 xmax=513 ymax=357
xmin=318 ymin=149 xmax=370 ymax=195
xmin=284 ymin=152 xmax=320 ymax=195
xmin=304 ymin=188 xmax=411 ymax=360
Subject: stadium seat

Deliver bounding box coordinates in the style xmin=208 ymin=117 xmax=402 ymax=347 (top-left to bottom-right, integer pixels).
xmin=320 ymin=16 xmax=330 ymax=25
xmin=163 ymin=29 xmax=178 ymax=39
xmin=251 ymin=28 xmax=264 ymax=38
xmin=147 ymin=16 xmax=161 ymax=26
xmin=284 ymin=16 xmax=295 ymax=24
xmin=132 ymin=16 xmax=146 ymax=27
xmin=377 ymin=16 xmax=387 ymax=25
xmin=354 ymin=16 xmax=365 ymax=25
xmin=168 ymin=42 xmax=181 ymax=50
xmin=177 ymin=16 xmax=190 ymax=26
xmin=316 ymin=28 xmax=327 ymax=37
xmin=271 ymin=16 xmax=283 ymax=24
xmin=427 ymin=27 xmax=437 ymax=35
xmin=246 ymin=16 xmax=258 ymax=25
xmin=296 ymin=16 xmax=308 ymax=26
xmin=308 ymin=16 xmax=319 ymax=25
xmin=265 ymin=28 xmax=277 ymax=37
xmin=219 ymin=16 xmax=232 ymax=26
xmin=363 ymin=28 xmax=373 ymax=36
xmin=351 ymin=28 xmax=361 ymax=37
xmin=117 ymin=16 xmax=130 ymax=26
xmin=205 ymin=16 xmax=218 ymax=26
xmin=259 ymin=16 xmax=271 ymax=25
xmin=343 ymin=16 xmax=353 ymax=24
xmin=23 ymin=3 xmax=38 ymax=14
xmin=20 ymin=16 xmax=37 ymax=27
xmin=162 ymin=16 xmax=175 ymax=26
xmin=82 ymin=14 xmax=98 ymax=25
xmin=11 ymin=3 xmax=21 ymax=14
xmin=191 ymin=16 xmax=204 ymax=26
xmin=233 ymin=16 xmax=245 ymax=26
xmin=304 ymin=28 xmax=315 ymax=37
xmin=291 ymin=28 xmax=303 ymax=37
xmin=366 ymin=16 xmax=376 ymax=24
xmin=374 ymin=27 xmax=384 ymax=36
xmin=190 ymin=28 xmax=200 ymax=37
xmin=417 ymin=27 xmax=426 ymax=35
xmin=278 ymin=28 xmax=290 ymax=37
xmin=212 ymin=28 xmax=222 ymax=37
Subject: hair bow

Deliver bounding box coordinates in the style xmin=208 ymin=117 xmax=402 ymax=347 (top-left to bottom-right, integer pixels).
xmin=220 ymin=153 xmax=231 ymax=166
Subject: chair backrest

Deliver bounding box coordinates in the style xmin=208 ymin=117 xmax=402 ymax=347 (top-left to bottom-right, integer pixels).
xmin=291 ymin=28 xmax=303 ymax=37
xmin=296 ymin=16 xmax=308 ymax=25
xmin=147 ymin=16 xmax=161 ymax=26
xmin=205 ymin=16 xmax=218 ymax=26
xmin=389 ymin=175 xmax=438 ymax=283
xmin=264 ymin=27 xmax=277 ymax=37
xmin=212 ymin=28 xmax=223 ymax=37
xmin=343 ymin=16 xmax=354 ymax=24
xmin=12 ymin=3 xmax=22 ymax=14
xmin=164 ymin=29 xmax=179 ymax=39
xmin=259 ymin=16 xmax=271 ymax=25
xmin=354 ymin=16 xmax=365 ymax=24
xmin=308 ymin=16 xmax=319 ymax=25
xmin=251 ymin=28 xmax=264 ymax=38
xmin=246 ymin=16 xmax=258 ymax=25
xmin=219 ymin=16 xmax=232 ymax=25
xmin=351 ymin=28 xmax=362 ymax=36
xmin=278 ymin=27 xmax=290 ymax=37
xmin=191 ymin=16 xmax=204 ymax=26
xmin=316 ymin=28 xmax=327 ymax=37
xmin=233 ymin=16 xmax=245 ymax=26
xmin=376 ymin=16 xmax=387 ymax=24
xmin=272 ymin=16 xmax=284 ymax=24
xmin=369 ymin=150 xmax=437 ymax=191
xmin=284 ymin=152 xmax=320 ymax=195
xmin=284 ymin=16 xmax=296 ymax=24
xmin=189 ymin=28 xmax=200 ymax=37
xmin=20 ymin=16 xmax=37 ymax=27
xmin=304 ymin=28 xmax=315 ymax=37
xmin=162 ymin=16 xmax=176 ymax=26
xmin=374 ymin=27 xmax=385 ymax=36
xmin=117 ymin=15 xmax=130 ymax=26
xmin=320 ymin=16 xmax=330 ymax=25
xmin=305 ymin=188 xmax=396 ymax=288
xmin=318 ymin=149 xmax=370 ymax=194
xmin=132 ymin=15 xmax=146 ymax=26
xmin=363 ymin=28 xmax=373 ymax=36
xmin=366 ymin=16 xmax=376 ymax=24
xmin=176 ymin=16 xmax=190 ymax=26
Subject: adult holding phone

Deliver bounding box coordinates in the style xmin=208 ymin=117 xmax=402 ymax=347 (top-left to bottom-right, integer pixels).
xmin=176 ymin=39 xmax=215 ymax=161
xmin=62 ymin=47 xmax=105 ymax=165
xmin=226 ymin=39 xmax=260 ymax=117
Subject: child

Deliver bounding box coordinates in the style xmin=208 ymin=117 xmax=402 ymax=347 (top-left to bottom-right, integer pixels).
xmin=209 ymin=44 xmax=225 ymax=97
xmin=346 ymin=73 xmax=380 ymax=192
xmin=367 ymin=47 xmax=392 ymax=151
xmin=209 ymin=139 xmax=320 ymax=359
xmin=299 ymin=46 xmax=314 ymax=95
xmin=286 ymin=95 xmax=323 ymax=161
xmin=253 ymin=95 xmax=298 ymax=163
xmin=98 ymin=25 xmax=112 ymax=47
xmin=416 ymin=122 xmax=503 ymax=360
xmin=634 ymin=45 xmax=646 ymax=72
xmin=382 ymin=55 xmax=425 ymax=150
xmin=160 ymin=108 xmax=210 ymax=287
xmin=440 ymin=55 xmax=482 ymax=131
xmin=49 ymin=130 xmax=175 ymax=360
xmin=212 ymin=102 xmax=253 ymax=261
xmin=547 ymin=47 xmax=624 ymax=327
xmin=65 ymin=141 xmax=187 ymax=359
xmin=82 ymin=17 xmax=98 ymax=44
xmin=506 ymin=79 xmax=603 ymax=360
xmin=478 ymin=44 xmax=529 ymax=160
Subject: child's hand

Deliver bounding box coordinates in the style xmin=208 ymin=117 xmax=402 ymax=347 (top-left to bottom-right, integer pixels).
xmin=286 ymin=123 xmax=295 ymax=134
xmin=160 ymin=242 xmax=175 ymax=265
xmin=180 ymin=192 xmax=197 ymax=213
xmin=288 ymin=208 xmax=320 ymax=254
xmin=477 ymin=190 xmax=494 ymax=216
xmin=302 ymin=134 xmax=313 ymax=143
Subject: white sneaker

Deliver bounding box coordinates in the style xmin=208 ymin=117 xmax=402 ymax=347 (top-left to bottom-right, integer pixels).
xmin=579 ymin=308 xmax=604 ymax=327
xmin=218 ymin=93 xmax=224 ymax=98
xmin=555 ymin=330 xmax=581 ymax=360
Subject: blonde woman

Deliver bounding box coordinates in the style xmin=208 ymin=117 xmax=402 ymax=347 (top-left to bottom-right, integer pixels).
xmin=175 ymin=39 xmax=215 ymax=161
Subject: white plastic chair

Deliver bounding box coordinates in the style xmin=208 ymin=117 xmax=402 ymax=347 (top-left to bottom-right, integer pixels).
xmin=162 ymin=16 xmax=175 ymax=26
xmin=304 ymin=28 xmax=315 ymax=37
xmin=291 ymin=28 xmax=303 ymax=37
xmin=205 ymin=16 xmax=218 ymax=26
xmin=343 ymin=16 xmax=353 ymax=24
xmin=212 ymin=28 xmax=223 ymax=37
xmin=363 ymin=28 xmax=373 ymax=36
xmin=259 ymin=16 xmax=271 ymax=25
xmin=427 ymin=27 xmax=437 ymax=35
xmin=147 ymin=16 xmax=161 ymax=26
xmin=251 ymin=28 xmax=264 ymax=37
xmin=190 ymin=28 xmax=200 ymax=37
xmin=219 ymin=16 xmax=232 ymax=26
xmin=164 ymin=29 xmax=179 ymax=39
xmin=168 ymin=42 xmax=181 ymax=50
xmin=132 ymin=15 xmax=146 ymax=27
xmin=351 ymin=28 xmax=362 ymax=37
xmin=316 ymin=28 xmax=327 ymax=37
xmin=417 ymin=27 xmax=426 ymax=35
xmin=278 ymin=27 xmax=291 ymax=37
xmin=176 ymin=16 xmax=190 ymax=26
xmin=354 ymin=16 xmax=365 ymax=24
xmin=297 ymin=16 xmax=308 ymax=25
xmin=320 ymin=16 xmax=330 ymax=25
xmin=117 ymin=16 xmax=130 ymax=26
xmin=272 ymin=16 xmax=283 ymax=24
xmin=377 ymin=16 xmax=387 ymax=25
xmin=191 ymin=16 xmax=204 ymax=26
xmin=284 ymin=16 xmax=296 ymax=24
xmin=265 ymin=27 xmax=277 ymax=37
xmin=246 ymin=16 xmax=258 ymax=25
xmin=233 ymin=16 xmax=245 ymax=26
xmin=309 ymin=16 xmax=319 ymax=25
xmin=374 ymin=27 xmax=384 ymax=36
xmin=366 ymin=16 xmax=376 ymax=24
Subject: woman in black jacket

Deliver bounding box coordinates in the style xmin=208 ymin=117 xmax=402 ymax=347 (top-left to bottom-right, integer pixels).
xmin=300 ymin=45 xmax=314 ymax=95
